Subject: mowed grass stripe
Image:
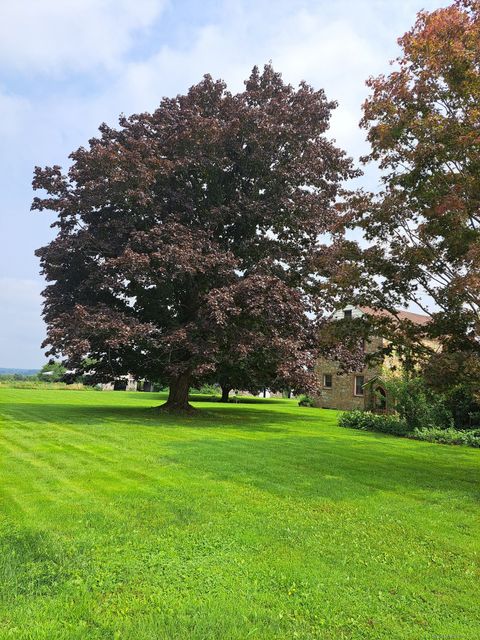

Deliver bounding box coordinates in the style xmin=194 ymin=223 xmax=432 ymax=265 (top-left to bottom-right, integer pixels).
xmin=0 ymin=388 xmax=479 ymax=640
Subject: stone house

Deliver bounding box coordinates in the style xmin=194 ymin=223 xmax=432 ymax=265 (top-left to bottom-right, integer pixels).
xmin=314 ymin=305 xmax=431 ymax=411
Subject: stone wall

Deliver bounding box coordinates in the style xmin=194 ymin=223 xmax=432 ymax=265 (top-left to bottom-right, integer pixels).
xmin=314 ymin=336 xmax=384 ymax=411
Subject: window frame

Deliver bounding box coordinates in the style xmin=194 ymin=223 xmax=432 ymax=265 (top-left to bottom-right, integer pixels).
xmin=323 ymin=373 xmax=333 ymax=389
xmin=354 ymin=375 xmax=365 ymax=397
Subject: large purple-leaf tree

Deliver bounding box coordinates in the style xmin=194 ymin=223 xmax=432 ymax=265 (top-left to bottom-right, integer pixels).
xmin=33 ymin=65 xmax=359 ymax=411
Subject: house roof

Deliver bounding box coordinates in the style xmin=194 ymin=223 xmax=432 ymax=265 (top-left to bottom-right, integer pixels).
xmin=359 ymin=306 xmax=430 ymax=326
xmin=362 ymin=375 xmax=386 ymax=387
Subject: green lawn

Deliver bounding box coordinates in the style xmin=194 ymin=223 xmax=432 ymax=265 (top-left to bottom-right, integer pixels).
xmin=0 ymin=389 xmax=478 ymax=639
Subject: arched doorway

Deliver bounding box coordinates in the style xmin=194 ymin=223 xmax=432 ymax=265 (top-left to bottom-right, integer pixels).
xmin=374 ymin=385 xmax=387 ymax=412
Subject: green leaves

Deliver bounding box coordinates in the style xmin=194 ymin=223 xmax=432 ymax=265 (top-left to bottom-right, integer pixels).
xmin=349 ymin=1 xmax=480 ymax=384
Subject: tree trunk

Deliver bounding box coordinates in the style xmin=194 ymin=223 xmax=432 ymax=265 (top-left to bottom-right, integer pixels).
xmin=158 ymin=372 xmax=194 ymax=412
xmin=220 ymin=385 xmax=231 ymax=403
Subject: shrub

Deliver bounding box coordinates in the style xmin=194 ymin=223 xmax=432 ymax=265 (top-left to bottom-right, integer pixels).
xmin=339 ymin=410 xmax=480 ymax=447
xmin=38 ymin=361 xmax=67 ymax=383
xmin=385 ymin=377 xmax=453 ymax=430
xmin=409 ymin=428 xmax=480 ymax=448
xmin=298 ymin=395 xmax=316 ymax=407
xmin=338 ymin=410 xmax=410 ymax=435
xmin=197 ymin=383 xmax=218 ymax=396
xmin=442 ymin=384 xmax=480 ymax=430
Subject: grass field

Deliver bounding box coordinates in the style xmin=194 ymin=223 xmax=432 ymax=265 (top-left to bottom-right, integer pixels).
xmin=0 ymin=388 xmax=478 ymax=639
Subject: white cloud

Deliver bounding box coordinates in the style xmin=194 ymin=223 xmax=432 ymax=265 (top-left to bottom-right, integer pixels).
xmin=111 ymin=0 xmax=442 ymax=162
xmin=0 ymin=0 xmax=166 ymax=75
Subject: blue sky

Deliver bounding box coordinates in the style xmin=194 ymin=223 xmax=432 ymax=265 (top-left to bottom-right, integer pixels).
xmin=0 ymin=0 xmax=446 ymax=368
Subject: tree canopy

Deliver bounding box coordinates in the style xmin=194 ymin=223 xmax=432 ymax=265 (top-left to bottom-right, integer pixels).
xmin=38 ymin=361 xmax=67 ymax=382
xmin=33 ymin=65 xmax=358 ymax=410
xmin=345 ymin=0 xmax=480 ymax=377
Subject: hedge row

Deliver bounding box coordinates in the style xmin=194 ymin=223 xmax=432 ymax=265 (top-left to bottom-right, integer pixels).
xmin=338 ymin=410 xmax=410 ymax=436
xmin=408 ymin=427 xmax=480 ymax=448
xmin=338 ymin=410 xmax=480 ymax=447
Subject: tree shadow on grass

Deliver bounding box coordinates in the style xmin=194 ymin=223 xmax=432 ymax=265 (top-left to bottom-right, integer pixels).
xmin=4 ymin=398 xmax=479 ymax=503
xmin=191 ymin=394 xmax=287 ymax=405
xmin=3 ymin=400 xmax=309 ymax=434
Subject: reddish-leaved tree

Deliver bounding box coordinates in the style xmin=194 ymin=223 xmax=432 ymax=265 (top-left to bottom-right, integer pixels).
xmin=344 ymin=0 xmax=480 ymax=380
xmin=33 ymin=65 xmax=359 ymax=410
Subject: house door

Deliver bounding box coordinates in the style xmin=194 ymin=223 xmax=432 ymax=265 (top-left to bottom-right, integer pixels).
xmin=374 ymin=386 xmax=387 ymax=412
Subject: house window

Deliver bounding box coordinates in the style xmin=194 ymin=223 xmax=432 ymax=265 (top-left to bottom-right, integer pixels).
xmin=323 ymin=373 xmax=332 ymax=388
xmin=344 ymin=309 xmax=352 ymax=319
xmin=354 ymin=375 xmax=365 ymax=396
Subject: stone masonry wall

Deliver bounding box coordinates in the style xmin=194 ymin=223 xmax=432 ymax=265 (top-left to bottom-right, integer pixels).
xmin=314 ymin=336 xmax=384 ymax=411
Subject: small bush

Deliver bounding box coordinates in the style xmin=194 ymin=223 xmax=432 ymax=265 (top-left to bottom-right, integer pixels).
xmin=338 ymin=410 xmax=410 ymax=435
xmin=298 ymin=395 xmax=316 ymax=407
xmin=385 ymin=377 xmax=453 ymax=430
xmin=443 ymin=384 xmax=480 ymax=430
xmin=409 ymin=428 xmax=480 ymax=447
xmin=197 ymin=383 xmax=218 ymax=396
xmin=339 ymin=410 xmax=480 ymax=447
